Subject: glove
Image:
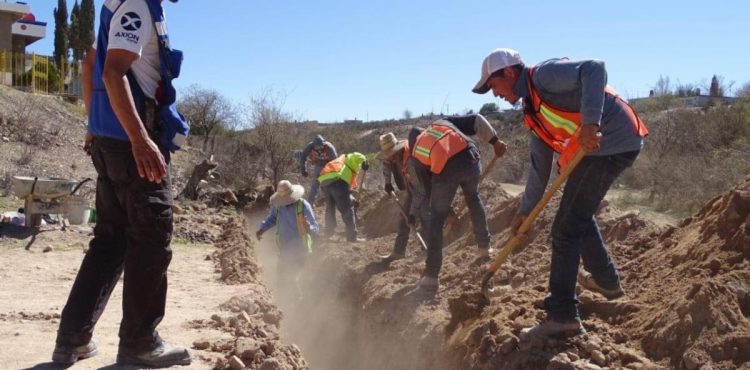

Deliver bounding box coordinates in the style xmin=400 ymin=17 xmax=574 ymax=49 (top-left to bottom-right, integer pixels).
xmin=384 ymin=183 xmax=394 ymax=194
xmin=255 ymin=230 xmax=264 ymax=241
xmin=361 ymin=161 xmax=370 ymax=171
xmin=302 ymin=170 xmax=309 ymax=178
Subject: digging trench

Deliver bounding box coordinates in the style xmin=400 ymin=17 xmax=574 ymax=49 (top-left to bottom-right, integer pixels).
xmin=251 ymin=222 xmax=460 ymax=370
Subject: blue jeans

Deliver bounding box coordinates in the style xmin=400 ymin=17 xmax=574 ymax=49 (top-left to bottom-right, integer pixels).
xmin=424 ymin=150 xmax=490 ymax=278
xmin=545 ymin=150 xmax=639 ymax=321
xmin=321 ymin=179 xmax=357 ymax=241
xmin=307 ymin=164 xmax=324 ymax=203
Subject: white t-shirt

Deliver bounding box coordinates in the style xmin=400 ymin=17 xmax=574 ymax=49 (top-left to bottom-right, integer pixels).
xmin=102 ymin=0 xmax=162 ymax=100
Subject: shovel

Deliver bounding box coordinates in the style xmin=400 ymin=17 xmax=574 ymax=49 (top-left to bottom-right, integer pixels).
xmin=388 ymin=191 xmax=428 ymax=252
xmin=444 ymin=155 xmax=499 ymax=237
xmin=480 ymin=149 xmax=586 ymax=301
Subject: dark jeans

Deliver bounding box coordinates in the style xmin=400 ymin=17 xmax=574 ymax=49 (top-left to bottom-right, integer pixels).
xmin=56 ymin=137 xmax=174 ymax=352
xmin=321 ymin=179 xmax=357 ymax=241
xmin=545 ymin=150 xmax=639 ymax=321
xmin=391 ymin=190 xmax=430 ymax=256
xmin=424 ymin=151 xmax=489 ymax=278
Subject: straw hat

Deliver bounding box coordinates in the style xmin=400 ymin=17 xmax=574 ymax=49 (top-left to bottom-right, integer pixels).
xmin=270 ymin=180 xmax=305 ymax=207
xmin=377 ymin=132 xmax=406 ymax=159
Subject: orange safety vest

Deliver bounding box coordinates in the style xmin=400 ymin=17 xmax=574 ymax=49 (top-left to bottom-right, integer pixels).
xmin=318 ymin=154 xmax=364 ymax=188
xmin=523 ymin=66 xmax=648 ymax=171
xmin=412 ymin=122 xmax=469 ymax=174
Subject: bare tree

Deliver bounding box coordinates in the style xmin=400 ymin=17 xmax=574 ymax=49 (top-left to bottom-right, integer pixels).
xmin=177 ymin=84 xmax=237 ymax=153
xmin=245 ymin=89 xmax=301 ymax=186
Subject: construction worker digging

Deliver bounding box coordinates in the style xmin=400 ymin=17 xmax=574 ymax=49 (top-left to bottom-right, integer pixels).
xmin=376 ymin=132 xmax=428 ymax=263
xmin=299 ymin=134 xmax=337 ymax=205
xmin=472 ymin=48 xmax=648 ymax=338
xmin=318 ymin=152 xmax=369 ymax=243
xmin=256 ymin=180 xmax=319 ymax=306
xmin=410 ymin=114 xmax=507 ymax=290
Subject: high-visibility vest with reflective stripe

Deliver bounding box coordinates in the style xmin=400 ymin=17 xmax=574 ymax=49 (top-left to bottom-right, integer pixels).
xmin=412 ymin=122 xmax=469 ymax=174
xmin=275 ymin=199 xmax=312 ymax=253
xmin=523 ymin=66 xmax=649 ymax=171
xmin=318 ymin=153 xmax=366 ymax=188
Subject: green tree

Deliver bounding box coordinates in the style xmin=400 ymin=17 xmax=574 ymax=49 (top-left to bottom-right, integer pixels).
xmin=53 ymin=0 xmax=69 ymax=72
xmin=79 ymin=0 xmax=95 ymax=51
xmin=69 ymin=1 xmax=83 ymax=61
xmin=479 ymin=102 xmax=499 ymax=115
xmin=403 ymin=109 xmax=413 ymax=120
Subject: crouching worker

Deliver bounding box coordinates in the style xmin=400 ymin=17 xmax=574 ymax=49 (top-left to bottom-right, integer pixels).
xmin=256 ymin=180 xmax=318 ymax=302
xmin=318 ymin=152 xmax=369 ymax=242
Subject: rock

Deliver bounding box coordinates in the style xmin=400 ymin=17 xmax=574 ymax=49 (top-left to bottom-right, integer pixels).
xmin=172 ymin=204 xmax=185 ymax=214
xmin=263 ymin=311 xmax=282 ymax=327
xmin=235 ymin=338 xmax=263 ymax=362
xmin=1 ymin=136 xmax=9 ymax=142
xmin=496 ymin=333 xmax=518 ymax=355
xmin=228 ymin=355 xmax=245 ymax=370
xmin=510 ymin=273 xmax=525 ymax=289
xmin=590 ymin=350 xmax=607 ymax=366
xmin=583 ymin=340 xmax=600 ymax=354
xmin=42 ymin=246 xmax=53 ymax=253
xmin=211 ymin=314 xmax=223 ymax=325
xmin=548 ymin=356 xmax=576 ymax=370
xmin=682 ymin=350 xmax=705 ymax=370
xmin=259 ymin=358 xmax=282 ymax=370
xmin=192 ymin=339 xmax=211 ymax=350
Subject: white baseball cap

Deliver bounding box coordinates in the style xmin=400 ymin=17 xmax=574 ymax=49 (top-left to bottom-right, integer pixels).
xmin=472 ymin=48 xmax=523 ymax=94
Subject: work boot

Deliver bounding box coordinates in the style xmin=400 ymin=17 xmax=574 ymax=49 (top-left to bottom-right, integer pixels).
xmin=477 ymin=246 xmax=494 ymax=258
xmin=520 ymin=318 xmax=586 ymax=339
xmin=578 ymin=270 xmax=625 ymax=300
xmin=52 ymin=340 xmax=98 ymax=365
xmin=117 ymin=342 xmax=192 ymax=368
xmin=379 ymin=252 xmax=405 ymax=264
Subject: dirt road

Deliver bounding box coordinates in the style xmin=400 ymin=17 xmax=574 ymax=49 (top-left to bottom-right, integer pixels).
xmin=0 ymin=229 xmax=246 ymax=370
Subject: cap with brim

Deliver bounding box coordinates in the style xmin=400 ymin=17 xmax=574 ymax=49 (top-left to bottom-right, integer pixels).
xmin=270 ymin=180 xmax=305 ymax=207
xmin=472 ymin=48 xmax=522 ymax=94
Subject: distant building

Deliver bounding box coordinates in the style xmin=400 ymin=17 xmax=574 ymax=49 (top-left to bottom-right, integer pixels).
xmin=1 ymin=1 xmax=47 ymax=85
xmin=0 ymin=2 xmax=46 ymax=54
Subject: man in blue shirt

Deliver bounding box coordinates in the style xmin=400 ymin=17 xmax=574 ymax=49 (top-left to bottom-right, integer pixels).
xmin=53 ymin=0 xmax=191 ymax=367
xmin=472 ymin=48 xmax=647 ymax=339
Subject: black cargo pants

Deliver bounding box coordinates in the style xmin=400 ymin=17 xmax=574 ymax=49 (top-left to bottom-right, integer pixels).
xmin=56 ymin=136 xmax=173 ymax=352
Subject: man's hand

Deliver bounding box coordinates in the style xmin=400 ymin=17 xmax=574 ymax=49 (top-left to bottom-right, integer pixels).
xmin=493 ymin=140 xmax=507 ymax=158
xmin=384 ymin=183 xmax=394 ymax=194
xmin=511 ymin=213 xmax=531 ymax=240
xmin=578 ymin=124 xmax=601 ymax=152
xmin=256 ymin=230 xmax=264 ymax=241
xmin=83 ymin=132 xmax=93 ymax=156
xmin=302 ymin=170 xmax=309 ymax=178
xmin=131 ymin=135 xmax=167 ymax=184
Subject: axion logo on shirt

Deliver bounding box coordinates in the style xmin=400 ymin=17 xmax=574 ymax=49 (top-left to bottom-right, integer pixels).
xmin=121 ymin=12 xmax=142 ymax=31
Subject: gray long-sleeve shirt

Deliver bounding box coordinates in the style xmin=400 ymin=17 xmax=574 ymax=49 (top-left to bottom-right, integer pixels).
xmin=518 ymin=58 xmax=644 ymax=215
xmin=299 ymin=141 xmax=337 ymax=172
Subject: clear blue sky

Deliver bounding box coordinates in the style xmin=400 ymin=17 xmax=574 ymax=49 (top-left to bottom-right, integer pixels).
xmin=25 ymin=0 xmax=749 ymax=123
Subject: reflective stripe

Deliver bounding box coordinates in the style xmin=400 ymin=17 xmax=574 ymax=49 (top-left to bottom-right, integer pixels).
xmin=414 ymin=146 xmax=430 ymax=157
xmin=425 ymin=129 xmax=445 ymax=139
xmin=539 ymin=104 xmax=577 ymax=135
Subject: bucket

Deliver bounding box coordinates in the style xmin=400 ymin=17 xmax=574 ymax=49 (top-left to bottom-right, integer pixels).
xmin=65 ymin=196 xmax=91 ymax=225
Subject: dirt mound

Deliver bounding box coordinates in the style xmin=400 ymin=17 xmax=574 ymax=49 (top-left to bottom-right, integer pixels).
xmin=190 ymin=215 xmax=308 ymax=370
xmin=290 ymin=176 xmax=747 ymax=369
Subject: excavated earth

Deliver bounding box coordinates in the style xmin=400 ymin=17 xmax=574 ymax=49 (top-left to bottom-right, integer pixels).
xmin=265 ymin=179 xmax=750 ymax=370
